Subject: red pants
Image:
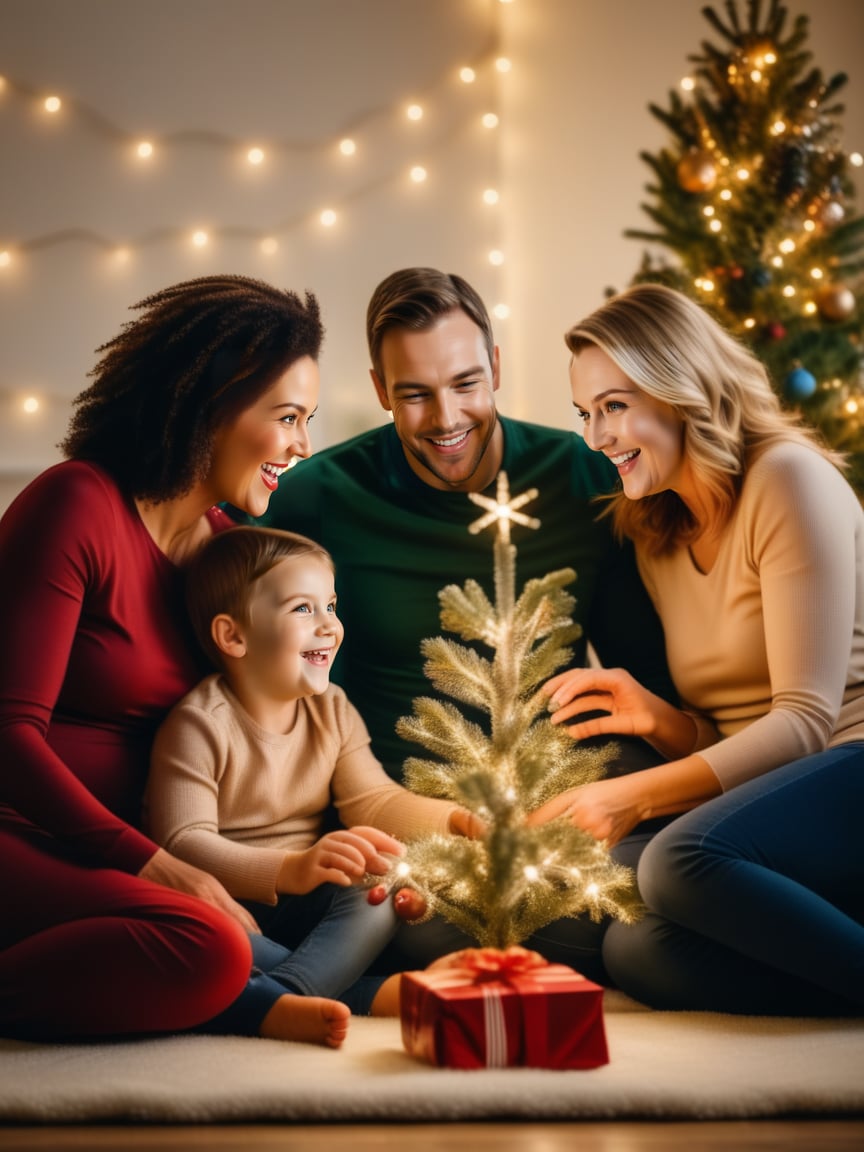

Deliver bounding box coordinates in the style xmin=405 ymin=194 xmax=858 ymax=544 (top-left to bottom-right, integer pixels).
xmin=0 ymin=825 xmax=251 ymax=1040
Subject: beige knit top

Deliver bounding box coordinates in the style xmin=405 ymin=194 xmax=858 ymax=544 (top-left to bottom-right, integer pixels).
xmin=637 ymin=441 xmax=864 ymax=790
xmin=146 ymin=675 xmax=458 ymax=903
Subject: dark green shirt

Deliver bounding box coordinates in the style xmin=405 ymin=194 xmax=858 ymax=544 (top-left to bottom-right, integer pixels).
xmin=262 ymin=417 xmax=672 ymax=779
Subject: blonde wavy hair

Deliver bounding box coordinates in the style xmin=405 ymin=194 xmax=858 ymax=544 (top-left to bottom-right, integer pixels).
xmin=565 ymin=283 xmax=844 ymax=555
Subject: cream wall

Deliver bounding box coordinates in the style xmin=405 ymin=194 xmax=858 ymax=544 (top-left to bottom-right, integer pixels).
xmin=2 ymin=0 xmax=863 ymax=514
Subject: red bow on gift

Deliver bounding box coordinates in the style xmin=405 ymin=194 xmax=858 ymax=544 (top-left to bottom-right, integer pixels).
xmin=443 ymin=945 xmax=547 ymax=982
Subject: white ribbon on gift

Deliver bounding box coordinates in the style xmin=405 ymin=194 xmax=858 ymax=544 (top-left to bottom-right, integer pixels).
xmin=482 ymin=985 xmax=508 ymax=1068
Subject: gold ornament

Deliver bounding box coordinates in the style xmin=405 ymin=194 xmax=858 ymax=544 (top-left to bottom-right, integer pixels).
xmin=815 ymin=283 xmax=856 ymax=322
xmin=677 ymin=149 xmax=718 ymax=193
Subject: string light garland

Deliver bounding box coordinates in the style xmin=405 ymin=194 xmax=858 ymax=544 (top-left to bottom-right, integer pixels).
xmin=0 ymin=46 xmax=509 ymax=266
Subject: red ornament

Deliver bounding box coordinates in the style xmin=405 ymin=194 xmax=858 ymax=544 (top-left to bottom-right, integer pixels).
xmin=765 ymin=322 xmax=787 ymax=341
xmin=394 ymin=887 xmax=428 ymax=921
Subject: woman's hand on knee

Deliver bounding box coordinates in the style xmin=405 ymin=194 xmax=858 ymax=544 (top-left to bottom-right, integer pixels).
xmin=139 ymin=848 xmax=260 ymax=934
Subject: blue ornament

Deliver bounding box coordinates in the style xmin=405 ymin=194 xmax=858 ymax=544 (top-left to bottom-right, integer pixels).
xmin=784 ymin=366 xmax=817 ymax=400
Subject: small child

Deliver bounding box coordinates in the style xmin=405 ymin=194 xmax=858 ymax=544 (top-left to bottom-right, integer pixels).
xmin=146 ymin=526 xmax=476 ymax=1044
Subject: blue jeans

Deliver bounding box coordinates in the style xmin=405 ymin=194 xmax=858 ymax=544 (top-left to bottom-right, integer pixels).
xmin=201 ymin=882 xmax=398 ymax=1035
xmin=603 ymin=744 xmax=864 ymax=1015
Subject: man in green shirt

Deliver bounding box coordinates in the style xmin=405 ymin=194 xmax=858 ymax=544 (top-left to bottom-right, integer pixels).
xmin=263 ymin=266 xmax=671 ymax=779
xmin=259 ymin=267 xmax=673 ymax=975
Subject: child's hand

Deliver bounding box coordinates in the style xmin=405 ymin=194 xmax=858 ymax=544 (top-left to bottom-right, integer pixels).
xmin=277 ymin=826 xmax=404 ymax=894
xmin=448 ymin=807 xmax=487 ymax=839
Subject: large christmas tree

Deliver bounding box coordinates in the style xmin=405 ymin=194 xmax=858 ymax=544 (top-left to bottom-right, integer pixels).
xmin=626 ymin=0 xmax=864 ymax=489
xmin=376 ymin=474 xmax=641 ymax=950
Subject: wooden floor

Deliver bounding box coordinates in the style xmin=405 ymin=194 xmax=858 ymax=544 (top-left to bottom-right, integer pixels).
xmin=1 ymin=1120 xmax=864 ymax=1151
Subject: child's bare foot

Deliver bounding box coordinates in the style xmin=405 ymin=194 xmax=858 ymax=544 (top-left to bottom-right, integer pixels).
xmin=259 ymin=994 xmax=351 ymax=1048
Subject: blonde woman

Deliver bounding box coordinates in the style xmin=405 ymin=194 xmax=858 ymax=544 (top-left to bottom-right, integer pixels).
xmin=531 ymin=283 xmax=864 ymax=1015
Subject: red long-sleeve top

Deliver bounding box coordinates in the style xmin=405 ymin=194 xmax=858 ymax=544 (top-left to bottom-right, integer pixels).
xmin=0 ymin=461 xmax=219 ymax=874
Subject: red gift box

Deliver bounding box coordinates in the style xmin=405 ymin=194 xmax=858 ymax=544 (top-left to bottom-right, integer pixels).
xmin=400 ymin=946 xmax=609 ymax=1070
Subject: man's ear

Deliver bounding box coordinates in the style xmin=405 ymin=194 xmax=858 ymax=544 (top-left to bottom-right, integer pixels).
xmin=491 ymin=345 xmax=501 ymax=393
xmin=370 ymin=368 xmax=392 ymax=412
xmin=211 ymin=614 xmax=247 ymax=659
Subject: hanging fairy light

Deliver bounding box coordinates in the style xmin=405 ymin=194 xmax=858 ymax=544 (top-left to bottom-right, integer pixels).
xmin=2 ymin=42 xmax=505 ymax=266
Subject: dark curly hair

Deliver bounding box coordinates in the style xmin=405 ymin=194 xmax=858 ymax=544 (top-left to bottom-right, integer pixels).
xmin=61 ymin=274 xmax=324 ymax=502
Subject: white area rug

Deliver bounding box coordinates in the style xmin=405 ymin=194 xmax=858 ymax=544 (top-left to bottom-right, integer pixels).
xmin=1 ymin=994 xmax=862 ymax=1123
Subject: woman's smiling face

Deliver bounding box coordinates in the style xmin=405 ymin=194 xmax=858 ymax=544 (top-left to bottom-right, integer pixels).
xmin=207 ymin=355 xmax=320 ymax=518
xmin=569 ymin=345 xmax=686 ymax=501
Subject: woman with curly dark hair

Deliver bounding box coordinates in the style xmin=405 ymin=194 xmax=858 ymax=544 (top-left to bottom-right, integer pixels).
xmin=0 ymin=274 xmax=370 ymax=1046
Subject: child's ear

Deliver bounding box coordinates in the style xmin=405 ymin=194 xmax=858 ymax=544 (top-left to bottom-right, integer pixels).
xmin=211 ymin=614 xmax=247 ymax=659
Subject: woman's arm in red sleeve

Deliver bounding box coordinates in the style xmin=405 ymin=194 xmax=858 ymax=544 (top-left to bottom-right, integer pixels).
xmin=0 ymin=465 xmax=156 ymax=872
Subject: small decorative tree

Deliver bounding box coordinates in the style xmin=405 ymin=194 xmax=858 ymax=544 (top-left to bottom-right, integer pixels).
xmin=379 ymin=473 xmax=641 ymax=949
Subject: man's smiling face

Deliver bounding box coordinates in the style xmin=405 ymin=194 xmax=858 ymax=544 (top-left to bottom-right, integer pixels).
xmin=371 ymin=309 xmax=502 ymax=493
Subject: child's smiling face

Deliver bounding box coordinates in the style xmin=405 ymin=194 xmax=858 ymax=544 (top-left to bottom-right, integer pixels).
xmin=239 ymin=554 xmax=343 ymax=702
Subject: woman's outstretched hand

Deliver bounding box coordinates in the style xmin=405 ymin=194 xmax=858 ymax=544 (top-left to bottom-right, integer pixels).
xmin=543 ymin=667 xmax=697 ymax=760
xmin=139 ymin=847 xmax=261 ymax=934
xmin=525 ymin=777 xmax=646 ymax=847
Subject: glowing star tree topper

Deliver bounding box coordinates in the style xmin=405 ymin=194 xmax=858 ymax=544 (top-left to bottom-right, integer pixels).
xmin=379 ymin=472 xmax=642 ymax=949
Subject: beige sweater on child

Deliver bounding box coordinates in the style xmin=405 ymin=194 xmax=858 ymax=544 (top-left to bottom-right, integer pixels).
xmin=146 ymin=675 xmax=458 ymax=903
